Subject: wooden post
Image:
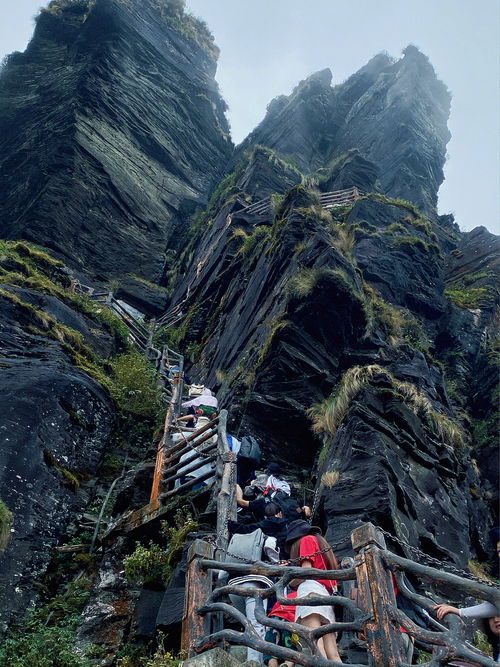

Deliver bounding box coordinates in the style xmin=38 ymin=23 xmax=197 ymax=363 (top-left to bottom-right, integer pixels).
xmin=215 ymin=410 xmax=236 ymax=550
xmin=352 ymin=523 xmax=406 ymax=667
xmin=181 ymin=539 xmax=215 ymax=657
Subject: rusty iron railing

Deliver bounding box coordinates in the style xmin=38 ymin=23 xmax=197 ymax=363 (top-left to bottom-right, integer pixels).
xmin=181 ymin=523 xmax=499 ymax=667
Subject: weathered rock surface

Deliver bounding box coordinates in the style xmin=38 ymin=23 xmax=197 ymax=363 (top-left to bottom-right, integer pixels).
xmin=165 ymin=144 xmax=498 ymax=570
xmin=0 ymin=0 xmax=232 ymax=309
xmin=237 ymin=47 xmax=450 ymax=217
xmin=0 ymin=285 xmax=115 ymax=630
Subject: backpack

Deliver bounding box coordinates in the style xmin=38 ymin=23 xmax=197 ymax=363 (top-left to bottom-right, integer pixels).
xmin=198 ymin=404 xmax=217 ymax=417
xmin=273 ymin=491 xmax=302 ymax=523
xmin=238 ymin=435 xmax=262 ymax=468
xmin=226 ymin=528 xmax=266 ymax=564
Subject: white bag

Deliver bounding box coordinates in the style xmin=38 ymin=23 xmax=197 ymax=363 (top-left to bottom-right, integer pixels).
xmin=188 ymin=384 xmax=204 ymax=397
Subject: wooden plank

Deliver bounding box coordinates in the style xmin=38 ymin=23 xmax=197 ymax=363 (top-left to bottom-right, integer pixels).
xmin=216 ymin=411 xmax=236 ymax=549
xmin=163 ymin=428 xmax=218 ymax=466
xmin=181 ymin=540 xmax=215 ymax=656
xmin=159 ymin=469 xmax=215 ymax=501
xmin=164 ymin=442 xmax=217 ymax=477
xmin=352 ymin=523 xmax=405 ymax=667
xmin=162 ymin=454 xmax=217 ymax=487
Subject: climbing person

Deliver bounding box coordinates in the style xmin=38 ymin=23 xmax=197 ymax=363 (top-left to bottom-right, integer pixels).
xmin=222 ymin=528 xmax=276 ymax=663
xmin=263 ymin=463 xmax=312 ymax=522
xmin=434 ymin=601 xmax=499 ymax=621
xmin=285 ymin=520 xmax=342 ymax=663
xmin=173 ymin=411 xmax=218 ymax=490
xmin=237 ymin=434 xmax=262 ymax=487
xmin=264 ymin=462 xmax=291 ymax=497
xmin=263 ymin=590 xmax=299 ymax=667
xmin=228 ymin=502 xmax=288 ymax=554
xmin=236 ymin=476 xmax=268 ymax=520
xmin=182 ymin=387 xmax=218 ymax=414
xmin=481 ymin=616 xmax=500 ymax=663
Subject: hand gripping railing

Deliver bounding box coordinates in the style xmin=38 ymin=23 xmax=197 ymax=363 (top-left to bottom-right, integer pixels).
xmin=181 ymin=523 xmax=499 ymax=666
xmin=380 ymin=551 xmax=499 ymax=666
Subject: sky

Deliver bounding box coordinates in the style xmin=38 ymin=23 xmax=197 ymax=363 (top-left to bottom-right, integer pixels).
xmin=1 ymin=1 xmax=498 ymax=233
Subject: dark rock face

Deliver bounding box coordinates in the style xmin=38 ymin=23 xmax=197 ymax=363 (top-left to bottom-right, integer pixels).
xmin=237 ymin=48 xmax=450 ymax=217
xmin=348 ymin=198 xmax=447 ymax=319
xmin=0 ymin=0 xmax=232 ymax=306
xmin=166 ymin=142 xmax=497 ymax=572
xmin=0 ymin=286 xmax=114 ymax=630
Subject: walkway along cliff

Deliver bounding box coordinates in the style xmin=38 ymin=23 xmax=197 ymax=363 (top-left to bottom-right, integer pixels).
xmin=0 ymin=0 xmax=498 ymax=664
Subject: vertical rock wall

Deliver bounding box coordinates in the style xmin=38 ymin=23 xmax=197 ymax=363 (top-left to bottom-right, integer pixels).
xmin=0 ymin=0 xmax=233 ymax=308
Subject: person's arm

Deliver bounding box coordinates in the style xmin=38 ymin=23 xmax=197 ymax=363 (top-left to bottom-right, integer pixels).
xmin=435 ymin=601 xmax=498 ymax=620
xmin=459 ymin=602 xmax=498 ymax=619
xmin=289 ymin=558 xmax=313 ymax=589
xmin=236 ymin=484 xmax=249 ymax=509
xmin=227 ymin=520 xmax=259 ymax=535
xmin=434 ymin=604 xmax=460 ymax=620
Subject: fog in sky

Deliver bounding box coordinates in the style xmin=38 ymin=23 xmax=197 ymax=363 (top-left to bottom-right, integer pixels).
xmin=2 ymin=0 xmax=498 ymax=233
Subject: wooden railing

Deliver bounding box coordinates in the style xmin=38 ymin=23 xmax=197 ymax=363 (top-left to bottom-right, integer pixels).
xmin=238 ymin=187 xmax=361 ymax=218
xmin=181 ymin=524 xmax=499 ymax=666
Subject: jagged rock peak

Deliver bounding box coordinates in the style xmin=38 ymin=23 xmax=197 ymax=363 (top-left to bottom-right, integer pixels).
xmin=237 ymin=46 xmax=451 ymax=217
xmin=0 ymin=0 xmax=232 ymax=312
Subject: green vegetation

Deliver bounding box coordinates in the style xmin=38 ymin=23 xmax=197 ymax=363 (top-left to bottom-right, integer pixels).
xmin=0 ymin=499 xmax=13 ymax=552
xmin=123 ymin=542 xmax=172 ymax=587
xmin=43 ymin=450 xmax=81 ymax=491
xmin=472 ymin=414 xmax=498 ymax=452
xmin=160 ymin=508 xmax=198 ymax=565
xmin=365 ymin=192 xmax=421 ymax=217
xmin=329 ymin=223 xmax=356 ymax=260
xmin=0 ymin=240 xmax=131 ymax=351
xmin=0 ymin=577 xmax=92 ymax=667
xmin=40 ymin=0 xmax=92 ymax=19
xmin=445 ymin=285 xmax=489 ymax=309
xmin=109 ymin=350 xmax=162 ymax=418
xmin=473 ymin=630 xmax=494 ymax=657
xmin=127 ymin=274 xmax=168 ymax=293
xmin=233 ymin=225 xmax=271 ymax=257
xmin=124 ymin=509 xmax=198 ymax=587
xmin=152 ymin=0 xmax=219 ymax=59
xmin=309 ymin=364 xmax=464 ymax=456
xmin=393 ymin=235 xmax=440 ymax=255
xmin=462 ymin=271 xmax=492 ymax=285
xmin=272 ymin=185 xmax=321 ymax=221
xmin=116 ymin=634 xmax=185 ymax=667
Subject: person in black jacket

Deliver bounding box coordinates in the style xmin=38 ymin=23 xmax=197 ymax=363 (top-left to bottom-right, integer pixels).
xmin=228 ymin=502 xmax=288 ymax=554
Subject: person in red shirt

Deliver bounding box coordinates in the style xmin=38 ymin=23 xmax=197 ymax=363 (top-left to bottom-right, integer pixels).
xmin=263 ymin=591 xmax=298 ymax=667
xmin=285 ymin=520 xmax=342 ymax=663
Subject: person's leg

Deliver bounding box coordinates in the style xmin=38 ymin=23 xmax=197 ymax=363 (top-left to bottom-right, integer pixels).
xmin=245 ymin=592 xmax=265 ymax=662
xmin=300 ymin=613 xmax=325 ymax=657
xmin=401 ymin=632 xmax=414 ymax=664
xmin=322 ymin=631 xmax=342 ymax=663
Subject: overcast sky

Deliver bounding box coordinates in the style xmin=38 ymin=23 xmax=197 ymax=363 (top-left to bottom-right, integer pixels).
xmin=1 ymin=1 xmax=498 ymax=233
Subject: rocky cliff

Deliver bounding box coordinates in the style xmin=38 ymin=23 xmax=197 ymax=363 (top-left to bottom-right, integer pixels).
xmin=0 ymin=5 xmax=498 ymax=663
xmin=236 ymin=46 xmax=451 ymax=218
xmin=0 ymin=0 xmax=232 ymax=311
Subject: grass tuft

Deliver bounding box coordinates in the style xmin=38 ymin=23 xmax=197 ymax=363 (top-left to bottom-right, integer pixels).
xmin=309 ymin=364 xmax=464 ymax=450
